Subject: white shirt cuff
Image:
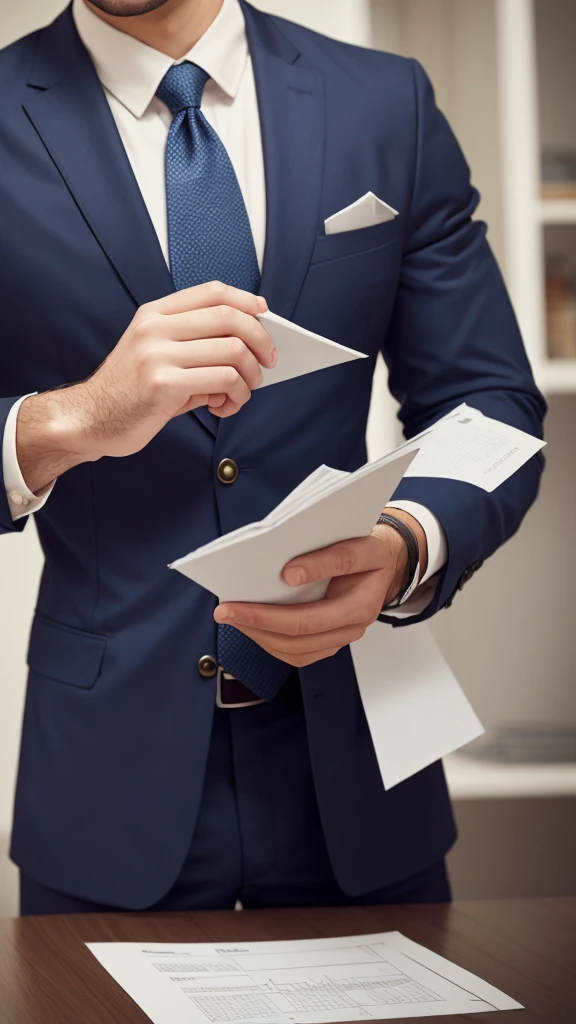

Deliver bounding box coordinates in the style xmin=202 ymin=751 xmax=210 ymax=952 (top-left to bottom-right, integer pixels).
xmin=2 ymin=394 xmax=56 ymax=521
xmin=383 ymin=499 xmax=447 ymax=618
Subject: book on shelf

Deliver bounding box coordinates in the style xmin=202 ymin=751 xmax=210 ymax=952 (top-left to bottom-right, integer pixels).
xmin=541 ymin=181 xmax=576 ymax=200
xmin=541 ymin=147 xmax=576 ymax=199
xmin=545 ymin=254 xmax=576 ymax=359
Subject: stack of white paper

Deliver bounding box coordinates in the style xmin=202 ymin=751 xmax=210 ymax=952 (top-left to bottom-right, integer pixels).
xmin=170 ymin=448 xmax=417 ymax=605
xmin=170 ymin=405 xmax=544 ymax=605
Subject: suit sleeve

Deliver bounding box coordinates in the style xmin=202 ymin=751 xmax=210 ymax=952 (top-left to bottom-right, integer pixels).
xmin=380 ymin=59 xmax=546 ymax=625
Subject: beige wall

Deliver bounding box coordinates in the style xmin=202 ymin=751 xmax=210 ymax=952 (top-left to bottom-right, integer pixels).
xmin=0 ymin=0 xmax=66 ymax=41
xmin=0 ymin=527 xmax=42 ymax=915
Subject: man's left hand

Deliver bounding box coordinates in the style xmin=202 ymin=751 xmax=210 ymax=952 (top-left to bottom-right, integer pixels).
xmin=213 ymin=510 xmax=427 ymax=667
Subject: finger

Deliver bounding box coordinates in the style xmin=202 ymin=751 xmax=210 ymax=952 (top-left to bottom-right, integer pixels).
xmin=181 ymin=395 xmax=244 ymax=419
xmin=232 ymin=623 xmax=367 ymax=654
xmin=208 ymin=393 xmax=227 ymax=408
xmin=160 ymin=307 xmax=276 ymax=369
xmin=210 ymin=396 xmax=244 ymax=418
xmin=167 ymin=338 xmax=263 ymax=390
xmin=178 ymin=366 xmax=251 ymax=411
xmin=150 ymin=281 xmax=268 ymax=318
xmin=214 ymin=590 xmax=371 ymax=636
xmin=261 ymin=646 xmax=342 ymax=668
xmin=177 ymin=392 xmax=227 ymax=415
xmin=167 ymin=368 xmax=248 ymax=415
xmin=283 ymin=536 xmax=387 ymax=586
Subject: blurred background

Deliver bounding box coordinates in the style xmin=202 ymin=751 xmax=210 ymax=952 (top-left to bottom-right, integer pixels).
xmin=1 ymin=0 xmax=575 ymax=915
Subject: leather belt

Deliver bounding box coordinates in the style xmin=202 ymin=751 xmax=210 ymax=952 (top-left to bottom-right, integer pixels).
xmin=216 ymin=669 xmax=264 ymax=709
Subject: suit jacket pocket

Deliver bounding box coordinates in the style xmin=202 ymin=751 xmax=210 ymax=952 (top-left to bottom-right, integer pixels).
xmin=311 ymin=218 xmax=400 ymax=265
xmin=27 ymin=614 xmax=107 ymax=689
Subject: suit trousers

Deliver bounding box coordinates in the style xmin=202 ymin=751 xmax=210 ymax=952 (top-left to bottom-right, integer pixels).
xmin=20 ymin=675 xmax=451 ymax=915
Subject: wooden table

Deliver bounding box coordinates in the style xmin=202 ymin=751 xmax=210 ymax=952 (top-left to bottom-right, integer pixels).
xmin=0 ymin=898 xmax=574 ymax=1023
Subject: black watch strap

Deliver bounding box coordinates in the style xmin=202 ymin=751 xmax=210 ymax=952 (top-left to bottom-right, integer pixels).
xmin=376 ymin=512 xmax=420 ymax=609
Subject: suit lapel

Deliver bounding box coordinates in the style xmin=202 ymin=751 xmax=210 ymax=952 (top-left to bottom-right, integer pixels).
xmin=23 ymin=8 xmax=219 ymax=435
xmin=216 ymin=4 xmax=326 ymax=452
xmin=24 ymin=9 xmax=174 ymax=310
xmin=219 ymin=4 xmax=327 ymax=450
xmin=242 ymin=2 xmax=325 ymax=320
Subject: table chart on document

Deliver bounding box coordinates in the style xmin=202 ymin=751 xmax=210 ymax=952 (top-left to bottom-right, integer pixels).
xmin=89 ymin=932 xmax=520 ymax=1023
xmin=179 ymin=971 xmax=442 ymax=1020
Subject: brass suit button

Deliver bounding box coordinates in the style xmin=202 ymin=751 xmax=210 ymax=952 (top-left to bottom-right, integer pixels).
xmin=217 ymin=458 xmax=239 ymax=484
xmin=198 ymin=655 xmax=218 ymax=679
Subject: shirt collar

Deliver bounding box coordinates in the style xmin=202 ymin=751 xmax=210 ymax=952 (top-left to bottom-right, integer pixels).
xmin=72 ymin=0 xmax=248 ymax=119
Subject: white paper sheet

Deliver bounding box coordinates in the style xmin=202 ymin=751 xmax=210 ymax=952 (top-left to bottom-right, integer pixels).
xmin=87 ymin=931 xmax=522 ymax=1024
xmin=256 ymin=310 xmax=367 ymax=387
xmin=351 ymin=622 xmax=484 ymax=789
xmin=403 ymin=405 xmax=545 ymax=491
xmin=324 ymin=191 xmax=399 ymax=234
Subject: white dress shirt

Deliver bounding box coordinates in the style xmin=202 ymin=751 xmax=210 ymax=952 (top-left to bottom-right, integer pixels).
xmin=2 ymin=0 xmax=446 ymax=609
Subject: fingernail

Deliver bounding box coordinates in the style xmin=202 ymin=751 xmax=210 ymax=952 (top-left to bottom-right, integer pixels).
xmin=209 ymin=394 xmax=226 ymax=408
xmin=268 ymin=348 xmax=277 ymax=368
xmin=214 ymin=605 xmax=234 ymax=622
xmin=257 ymin=296 xmax=268 ymax=312
xmin=284 ymin=567 xmax=306 ymax=586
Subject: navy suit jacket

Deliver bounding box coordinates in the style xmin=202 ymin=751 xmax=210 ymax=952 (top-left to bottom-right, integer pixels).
xmin=0 ymin=2 xmax=545 ymax=907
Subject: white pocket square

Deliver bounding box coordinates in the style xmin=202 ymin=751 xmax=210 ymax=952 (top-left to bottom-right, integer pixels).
xmin=324 ymin=191 xmax=398 ymax=235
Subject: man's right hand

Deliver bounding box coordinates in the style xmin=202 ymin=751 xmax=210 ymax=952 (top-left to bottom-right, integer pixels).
xmin=16 ymin=282 xmax=276 ymax=495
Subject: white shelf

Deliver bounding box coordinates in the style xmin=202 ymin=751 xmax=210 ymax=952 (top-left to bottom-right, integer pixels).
xmin=445 ymin=753 xmax=576 ymax=800
xmin=537 ymin=360 xmax=576 ymax=393
xmin=537 ymin=199 xmax=576 ymax=224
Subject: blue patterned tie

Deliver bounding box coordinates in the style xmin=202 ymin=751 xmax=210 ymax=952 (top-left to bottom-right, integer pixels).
xmin=158 ymin=62 xmax=292 ymax=701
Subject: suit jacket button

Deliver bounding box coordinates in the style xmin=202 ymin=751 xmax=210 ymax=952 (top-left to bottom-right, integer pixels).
xmin=198 ymin=655 xmax=218 ymax=679
xmin=217 ymin=458 xmax=239 ymax=484
xmin=458 ymin=567 xmax=474 ymax=590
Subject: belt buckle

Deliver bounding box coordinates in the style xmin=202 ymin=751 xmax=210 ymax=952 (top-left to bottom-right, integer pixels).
xmin=216 ymin=667 xmax=264 ymax=709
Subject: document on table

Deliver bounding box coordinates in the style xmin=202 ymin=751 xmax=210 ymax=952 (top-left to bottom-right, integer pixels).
xmin=169 ymin=405 xmax=544 ymax=788
xmin=87 ymin=931 xmax=523 ymax=1024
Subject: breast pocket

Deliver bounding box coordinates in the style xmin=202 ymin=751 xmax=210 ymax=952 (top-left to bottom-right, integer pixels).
xmin=310 ymin=218 xmax=400 ymax=266
xmin=27 ymin=614 xmax=107 ymax=690
xmin=296 ymin=221 xmax=402 ymax=354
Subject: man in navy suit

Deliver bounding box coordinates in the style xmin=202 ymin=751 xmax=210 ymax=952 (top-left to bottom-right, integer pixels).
xmin=0 ymin=0 xmax=544 ymax=916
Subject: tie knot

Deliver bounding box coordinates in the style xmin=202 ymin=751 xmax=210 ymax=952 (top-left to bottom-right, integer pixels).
xmin=156 ymin=62 xmax=209 ymax=114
